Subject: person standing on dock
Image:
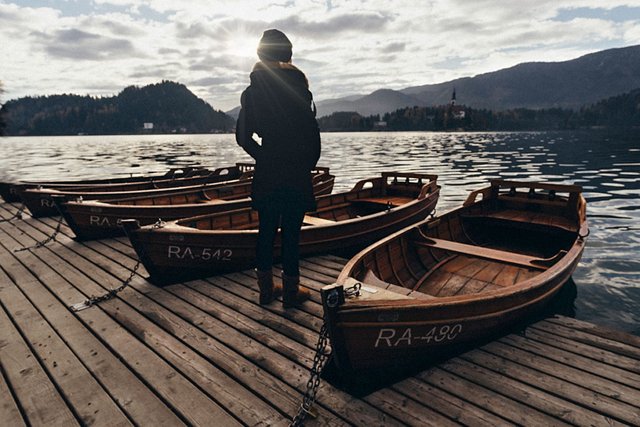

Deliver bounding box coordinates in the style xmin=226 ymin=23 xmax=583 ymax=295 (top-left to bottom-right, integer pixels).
xmin=236 ymin=29 xmax=321 ymax=308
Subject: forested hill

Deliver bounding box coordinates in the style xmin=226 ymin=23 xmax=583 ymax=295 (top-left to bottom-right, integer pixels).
xmin=317 ymin=88 xmax=640 ymax=132
xmin=1 ymin=81 xmax=235 ymax=136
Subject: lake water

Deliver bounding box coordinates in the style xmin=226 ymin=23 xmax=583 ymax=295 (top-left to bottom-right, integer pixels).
xmin=1 ymin=131 xmax=638 ymax=335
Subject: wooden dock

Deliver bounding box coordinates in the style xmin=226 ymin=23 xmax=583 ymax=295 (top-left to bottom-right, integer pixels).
xmin=1 ymin=201 xmax=639 ymax=426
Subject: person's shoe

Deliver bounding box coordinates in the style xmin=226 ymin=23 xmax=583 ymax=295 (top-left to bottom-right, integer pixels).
xmin=282 ymin=273 xmax=310 ymax=308
xmin=256 ymin=269 xmax=282 ymax=305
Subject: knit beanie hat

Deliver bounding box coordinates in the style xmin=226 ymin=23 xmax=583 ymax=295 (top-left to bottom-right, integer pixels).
xmin=257 ymin=29 xmax=292 ymax=62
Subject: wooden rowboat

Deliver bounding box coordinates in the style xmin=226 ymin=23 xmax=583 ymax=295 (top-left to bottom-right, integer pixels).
xmin=122 ymin=172 xmax=439 ymax=285
xmin=321 ymin=180 xmax=588 ymax=371
xmin=55 ymin=168 xmax=334 ymax=240
xmin=18 ymin=163 xmax=255 ymax=218
xmin=0 ymin=165 xmax=222 ymax=203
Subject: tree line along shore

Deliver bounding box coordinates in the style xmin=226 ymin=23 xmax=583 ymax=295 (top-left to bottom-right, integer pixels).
xmin=1 ymin=81 xmax=639 ymax=136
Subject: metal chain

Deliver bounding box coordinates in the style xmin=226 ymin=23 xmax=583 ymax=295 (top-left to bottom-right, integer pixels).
xmin=289 ymin=281 xmax=361 ymax=425
xmin=70 ymin=258 xmax=141 ymax=312
xmin=290 ymin=323 xmax=331 ymax=427
xmin=344 ymin=282 xmax=362 ymax=298
xmin=0 ymin=204 xmax=26 ymax=223
xmin=14 ymin=215 xmax=63 ymax=252
xmin=69 ymin=217 xmax=157 ymax=311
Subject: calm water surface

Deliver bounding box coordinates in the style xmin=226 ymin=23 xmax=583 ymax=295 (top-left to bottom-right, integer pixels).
xmin=1 ymin=131 xmax=638 ymax=335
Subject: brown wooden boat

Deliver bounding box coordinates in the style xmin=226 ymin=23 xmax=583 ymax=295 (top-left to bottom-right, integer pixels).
xmin=55 ymin=168 xmax=335 ymax=240
xmin=122 ymin=172 xmax=439 ymax=285
xmin=0 ymin=165 xmax=218 ymax=203
xmin=321 ymin=180 xmax=588 ymax=371
xmin=17 ymin=163 xmax=256 ymax=218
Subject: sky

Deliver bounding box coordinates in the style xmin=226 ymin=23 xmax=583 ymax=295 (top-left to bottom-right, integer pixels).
xmin=1 ymin=0 xmax=640 ymax=112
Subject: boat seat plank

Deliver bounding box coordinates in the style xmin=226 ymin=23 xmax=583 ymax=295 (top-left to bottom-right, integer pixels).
xmin=356 ymin=271 xmax=437 ymax=299
xmin=303 ymin=215 xmax=336 ymax=226
xmin=463 ymin=209 xmax=577 ymax=232
xmin=414 ymin=237 xmax=563 ymax=271
xmin=356 ymin=196 xmax=414 ymax=206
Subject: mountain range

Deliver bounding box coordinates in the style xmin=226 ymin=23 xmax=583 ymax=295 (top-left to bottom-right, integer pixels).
xmin=311 ymin=45 xmax=640 ymax=118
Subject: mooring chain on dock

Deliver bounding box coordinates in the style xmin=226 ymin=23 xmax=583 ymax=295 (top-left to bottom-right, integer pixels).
xmin=290 ymin=323 xmax=330 ymax=427
xmin=69 ymin=218 xmax=159 ymax=312
xmin=0 ymin=204 xmax=26 ymax=223
xmin=70 ymin=258 xmax=141 ymax=312
xmin=14 ymin=214 xmax=63 ymax=252
xmin=290 ymin=282 xmax=361 ymax=426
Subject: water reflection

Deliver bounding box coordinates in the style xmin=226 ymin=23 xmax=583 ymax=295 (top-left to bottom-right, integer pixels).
xmin=0 ymin=131 xmax=638 ymax=334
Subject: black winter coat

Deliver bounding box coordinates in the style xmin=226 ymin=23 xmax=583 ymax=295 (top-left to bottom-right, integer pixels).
xmin=235 ymin=61 xmax=321 ymax=212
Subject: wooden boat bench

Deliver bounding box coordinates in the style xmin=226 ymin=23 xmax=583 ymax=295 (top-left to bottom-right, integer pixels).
xmin=462 ymin=209 xmax=577 ymax=232
xmin=303 ymin=215 xmax=336 ymax=226
xmin=414 ymin=236 xmax=566 ymax=271
xmin=359 ymin=270 xmax=437 ymax=300
xmin=354 ymin=196 xmax=414 ymax=207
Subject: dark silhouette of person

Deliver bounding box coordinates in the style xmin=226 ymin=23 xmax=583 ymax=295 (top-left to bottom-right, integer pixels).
xmin=236 ymin=29 xmax=321 ymax=308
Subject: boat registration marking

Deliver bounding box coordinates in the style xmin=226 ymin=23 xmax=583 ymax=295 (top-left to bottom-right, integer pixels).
xmin=89 ymin=215 xmax=121 ymax=227
xmin=41 ymin=198 xmax=54 ymax=207
xmin=374 ymin=324 xmax=463 ymax=348
xmin=167 ymin=245 xmax=232 ymax=261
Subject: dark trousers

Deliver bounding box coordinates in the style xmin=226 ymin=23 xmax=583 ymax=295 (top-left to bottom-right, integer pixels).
xmin=256 ymin=204 xmax=306 ymax=276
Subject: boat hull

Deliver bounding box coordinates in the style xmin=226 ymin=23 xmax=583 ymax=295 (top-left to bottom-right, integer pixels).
xmin=57 ymin=172 xmax=334 ymax=240
xmin=322 ymin=179 xmax=588 ymax=371
xmin=323 ymin=249 xmax=582 ymax=370
xmin=0 ymin=165 xmax=241 ymax=204
xmin=123 ymin=173 xmax=439 ymax=285
xmin=17 ymin=164 xmax=252 ymax=217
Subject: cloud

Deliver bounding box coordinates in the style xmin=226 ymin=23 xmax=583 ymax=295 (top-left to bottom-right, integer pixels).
xmin=32 ymin=29 xmax=140 ymax=60
xmin=2 ymin=0 xmax=640 ymax=111
xmin=381 ymin=42 xmax=406 ymax=54
xmin=189 ymin=76 xmax=238 ymax=86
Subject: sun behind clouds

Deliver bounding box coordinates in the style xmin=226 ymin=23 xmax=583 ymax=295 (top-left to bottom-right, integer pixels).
xmin=227 ymin=34 xmax=259 ymax=59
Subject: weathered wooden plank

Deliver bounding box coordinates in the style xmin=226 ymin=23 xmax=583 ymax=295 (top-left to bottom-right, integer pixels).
xmin=231 ymin=271 xmax=325 ymax=320
xmin=363 ymin=388 xmax=460 ymax=427
xmin=0 ymin=289 xmax=79 ymax=426
xmin=4 ymin=202 xmax=640 ymax=427
xmin=176 ymin=281 xmax=319 ymax=350
xmin=200 ymin=274 xmax=323 ymax=333
xmin=0 ymin=228 xmax=187 ymax=426
xmin=533 ymin=319 xmax=640 ymax=360
xmin=299 ymin=258 xmax=344 ymax=278
xmin=2 ymin=219 xmax=242 ymax=426
xmin=0 ymin=359 xmax=27 ymax=427
xmin=545 ymin=316 xmax=640 ymax=349
xmin=522 ymin=326 xmax=640 ymax=375
xmin=13 ymin=241 xmax=283 ymax=426
xmin=15 ymin=214 xmax=380 ymax=424
xmin=160 ymin=284 xmax=397 ymax=426
xmin=0 ymin=265 xmax=131 ymax=427
xmin=416 ymin=367 xmax=567 ymax=425
xmin=479 ymin=342 xmax=640 ymax=424
xmin=73 ymin=249 xmax=402 ymax=423
xmin=447 ymin=354 xmax=625 ymax=426
xmin=305 ymin=255 xmax=349 ymax=273
xmin=392 ymin=377 xmax=514 ymax=426
xmin=501 ymin=332 xmax=640 ymax=390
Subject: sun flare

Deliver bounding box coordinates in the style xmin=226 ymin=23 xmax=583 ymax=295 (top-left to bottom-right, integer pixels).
xmin=228 ymin=35 xmax=258 ymax=58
